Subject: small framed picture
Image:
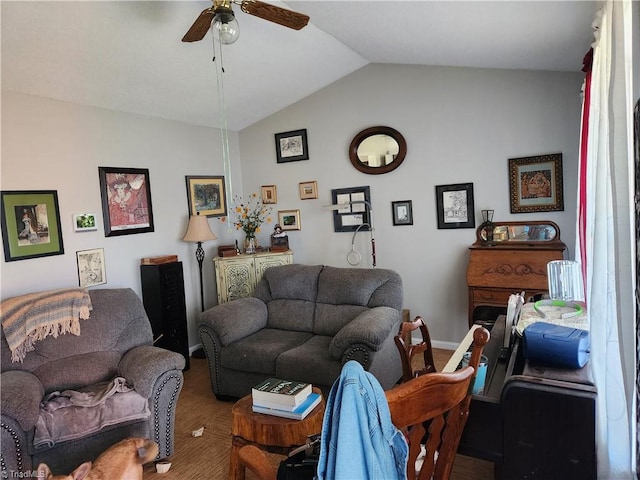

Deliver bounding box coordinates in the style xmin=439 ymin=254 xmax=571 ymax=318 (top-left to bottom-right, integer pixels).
xmin=391 ymin=200 xmax=413 ymax=226
xmin=76 ymin=248 xmax=107 ymax=287
xmin=278 ymin=209 xmax=301 ymax=231
xmin=73 ymin=213 xmax=98 ymax=232
xmin=435 ymin=183 xmax=475 ymax=229
xmin=508 ymin=153 xmax=564 ymax=213
xmin=185 ymin=175 xmax=227 ymax=217
xmin=1 ymin=190 xmax=64 ymax=262
xmin=261 ymin=185 xmax=277 ymax=204
xmin=299 ymin=181 xmax=318 ymax=200
xmin=99 ymin=167 xmax=154 ymax=237
xmin=274 ymin=129 xmax=309 ymax=163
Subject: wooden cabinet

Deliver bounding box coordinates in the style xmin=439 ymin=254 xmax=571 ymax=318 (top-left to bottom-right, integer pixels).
xmin=466 ymin=221 xmax=565 ymax=327
xmin=140 ymin=261 xmax=190 ymax=370
xmin=214 ymin=250 xmax=293 ymax=304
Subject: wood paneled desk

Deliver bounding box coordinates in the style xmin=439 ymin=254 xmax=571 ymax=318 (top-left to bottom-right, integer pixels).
xmin=458 ymin=315 xmax=597 ymax=479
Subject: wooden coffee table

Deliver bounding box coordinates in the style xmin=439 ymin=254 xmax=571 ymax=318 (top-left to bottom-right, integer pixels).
xmin=229 ymin=387 xmax=325 ymax=480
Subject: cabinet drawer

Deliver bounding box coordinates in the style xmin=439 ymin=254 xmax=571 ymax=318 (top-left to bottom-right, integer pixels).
xmin=467 ymin=249 xmax=562 ymax=290
xmin=472 ymin=288 xmax=512 ymax=305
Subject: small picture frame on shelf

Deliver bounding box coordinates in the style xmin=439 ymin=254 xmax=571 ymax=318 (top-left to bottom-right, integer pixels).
xmin=391 ymin=200 xmax=413 ymax=226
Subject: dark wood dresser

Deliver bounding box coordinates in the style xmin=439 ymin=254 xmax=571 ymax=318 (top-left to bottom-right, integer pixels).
xmin=466 ymin=221 xmax=566 ymax=327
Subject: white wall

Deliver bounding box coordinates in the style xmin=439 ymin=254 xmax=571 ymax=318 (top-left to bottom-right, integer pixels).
xmin=0 ymin=91 xmax=245 ymax=348
xmin=1 ymin=63 xmax=583 ymax=348
xmin=239 ymin=63 xmax=583 ymax=345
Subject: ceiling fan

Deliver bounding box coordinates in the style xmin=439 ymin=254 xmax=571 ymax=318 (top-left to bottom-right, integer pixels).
xmin=182 ymin=0 xmax=309 ymax=45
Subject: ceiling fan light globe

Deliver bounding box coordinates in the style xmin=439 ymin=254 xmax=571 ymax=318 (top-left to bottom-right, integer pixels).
xmin=212 ymin=12 xmax=240 ymax=44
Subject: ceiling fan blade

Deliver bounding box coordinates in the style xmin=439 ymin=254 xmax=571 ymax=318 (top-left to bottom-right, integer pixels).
xmin=182 ymin=8 xmax=215 ymax=42
xmin=240 ymin=0 xmax=309 ymax=30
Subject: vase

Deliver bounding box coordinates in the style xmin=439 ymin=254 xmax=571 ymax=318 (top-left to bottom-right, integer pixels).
xmin=244 ymin=235 xmax=257 ymax=254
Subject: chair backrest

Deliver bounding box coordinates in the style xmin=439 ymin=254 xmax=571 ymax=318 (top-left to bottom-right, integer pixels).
xmin=386 ymin=326 xmax=490 ymax=480
xmin=394 ymin=315 xmax=437 ymax=382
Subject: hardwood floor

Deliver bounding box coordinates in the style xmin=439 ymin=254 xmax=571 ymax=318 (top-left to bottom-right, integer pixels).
xmin=142 ymin=350 xmax=495 ymax=479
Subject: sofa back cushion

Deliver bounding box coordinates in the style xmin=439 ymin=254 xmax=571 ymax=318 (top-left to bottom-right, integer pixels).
xmin=314 ymin=267 xmax=403 ymax=336
xmin=255 ymin=264 xmax=323 ymax=332
xmin=1 ymin=289 xmax=152 ymax=384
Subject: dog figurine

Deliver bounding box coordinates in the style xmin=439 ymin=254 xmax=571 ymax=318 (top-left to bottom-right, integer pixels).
xmin=36 ymin=437 xmax=159 ymax=480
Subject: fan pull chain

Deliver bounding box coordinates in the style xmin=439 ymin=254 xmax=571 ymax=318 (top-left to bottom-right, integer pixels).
xmin=210 ymin=32 xmax=234 ymax=231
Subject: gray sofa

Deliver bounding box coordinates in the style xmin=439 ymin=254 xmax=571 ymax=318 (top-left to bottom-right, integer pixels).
xmin=0 ymin=288 xmax=185 ymax=476
xmin=198 ymin=264 xmax=403 ymax=399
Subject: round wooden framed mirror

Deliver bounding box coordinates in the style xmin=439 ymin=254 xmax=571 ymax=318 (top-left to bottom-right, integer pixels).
xmin=348 ymin=126 xmax=407 ymax=175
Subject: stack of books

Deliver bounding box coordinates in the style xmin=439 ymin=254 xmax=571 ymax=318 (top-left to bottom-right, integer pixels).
xmin=251 ymin=378 xmax=321 ymax=420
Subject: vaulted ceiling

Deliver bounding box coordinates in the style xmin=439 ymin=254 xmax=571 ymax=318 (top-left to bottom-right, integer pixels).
xmin=1 ymin=1 xmax=597 ymax=131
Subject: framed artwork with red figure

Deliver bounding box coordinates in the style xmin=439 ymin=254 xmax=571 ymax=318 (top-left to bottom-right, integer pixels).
xmin=98 ymin=167 xmax=154 ymax=236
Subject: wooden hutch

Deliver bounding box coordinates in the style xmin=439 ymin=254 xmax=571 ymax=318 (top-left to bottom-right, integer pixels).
xmin=466 ymin=221 xmax=566 ymax=327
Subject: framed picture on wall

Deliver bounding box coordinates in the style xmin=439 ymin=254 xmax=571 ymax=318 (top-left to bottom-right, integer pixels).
xmin=0 ymin=190 xmax=64 ymax=262
xmin=261 ymin=185 xmax=277 ymax=204
xmin=330 ymin=186 xmax=371 ymax=232
xmin=391 ymin=200 xmax=413 ymax=226
xmin=508 ymin=153 xmax=564 ymax=213
xmin=299 ymin=181 xmax=318 ymax=200
xmin=435 ymin=183 xmax=475 ymax=229
xmin=274 ymin=129 xmax=309 ymax=163
xmin=186 ymin=175 xmax=227 ymax=217
xmin=76 ymin=248 xmax=107 ymax=287
xmin=72 ymin=213 xmax=98 ymax=232
xmin=278 ymin=209 xmax=301 ymax=231
xmin=99 ymin=167 xmax=154 ymax=236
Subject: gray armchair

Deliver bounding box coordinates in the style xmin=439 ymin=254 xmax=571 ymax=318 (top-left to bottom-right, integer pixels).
xmin=199 ymin=264 xmax=404 ymax=399
xmin=0 ymin=288 xmax=185 ymax=476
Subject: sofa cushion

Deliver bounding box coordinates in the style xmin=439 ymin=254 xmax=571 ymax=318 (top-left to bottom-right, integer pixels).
xmin=276 ymin=335 xmax=343 ymax=388
xmin=314 ymin=304 xmax=368 ymax=336
xmin=33 ymin=351 xmax=121 ymax=394
xmin=220 ymin=329 xmax=313 ymax=375
xmin=266 ymin=299 xmax=315 ymax=332
xmin=316 ymin=267 xmax=403 ymax=310
xmin=255 ymin=264 xmax=323 ymax=303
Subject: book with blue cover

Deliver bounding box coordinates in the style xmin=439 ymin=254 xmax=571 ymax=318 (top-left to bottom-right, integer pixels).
xmin=252 ymin=392 xmax=321 ymax=420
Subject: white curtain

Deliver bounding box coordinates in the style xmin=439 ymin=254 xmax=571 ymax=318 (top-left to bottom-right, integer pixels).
xmin=576 ymin=1 xmax=635 ymax=477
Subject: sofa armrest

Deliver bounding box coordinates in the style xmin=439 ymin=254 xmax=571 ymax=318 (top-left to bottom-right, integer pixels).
xmin=329 ymin=306 xmax=400 ymax=359
xmin=198 ymin=297 xmax=268 ymax=346
xmin=1 ymin=370 xmax=44 ymax=430
xmin=118 ymin=345 xmax=185 ymax=398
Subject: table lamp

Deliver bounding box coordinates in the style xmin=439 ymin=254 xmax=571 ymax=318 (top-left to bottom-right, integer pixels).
xmin=182 ymin=212 xmax=217 ymax=311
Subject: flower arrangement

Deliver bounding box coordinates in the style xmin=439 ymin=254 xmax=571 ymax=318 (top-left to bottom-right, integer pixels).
xmin=232 ymin=193 xmax=272 ymax=238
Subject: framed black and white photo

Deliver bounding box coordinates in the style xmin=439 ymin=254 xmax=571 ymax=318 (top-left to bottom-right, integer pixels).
xmin=274 ymin=129 xmax=309 ymax=163
xmin=392 ymin=200 xmax=413 ymax=226
xmin=76 ymin=248 xmax=106 ymax=287
xmin=435 ymin=183 xmax=475 ymax=229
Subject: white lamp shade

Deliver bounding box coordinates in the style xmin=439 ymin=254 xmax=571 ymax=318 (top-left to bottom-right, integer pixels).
xmin=182 ymin=215 xmax=217 ymax=243
xmin=547 ymin=260 xmax=584 ymax=302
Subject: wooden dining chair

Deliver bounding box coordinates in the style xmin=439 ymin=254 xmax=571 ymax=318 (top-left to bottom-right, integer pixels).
xmin=394 ymin=315 xmax=437 ymax=382
xmin=239 ymin=326 xmax=490 ymax=480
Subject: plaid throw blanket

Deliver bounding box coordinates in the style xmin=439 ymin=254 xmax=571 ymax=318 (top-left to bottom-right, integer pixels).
xmin=1 ymin=288 xmax=92 ymax=363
